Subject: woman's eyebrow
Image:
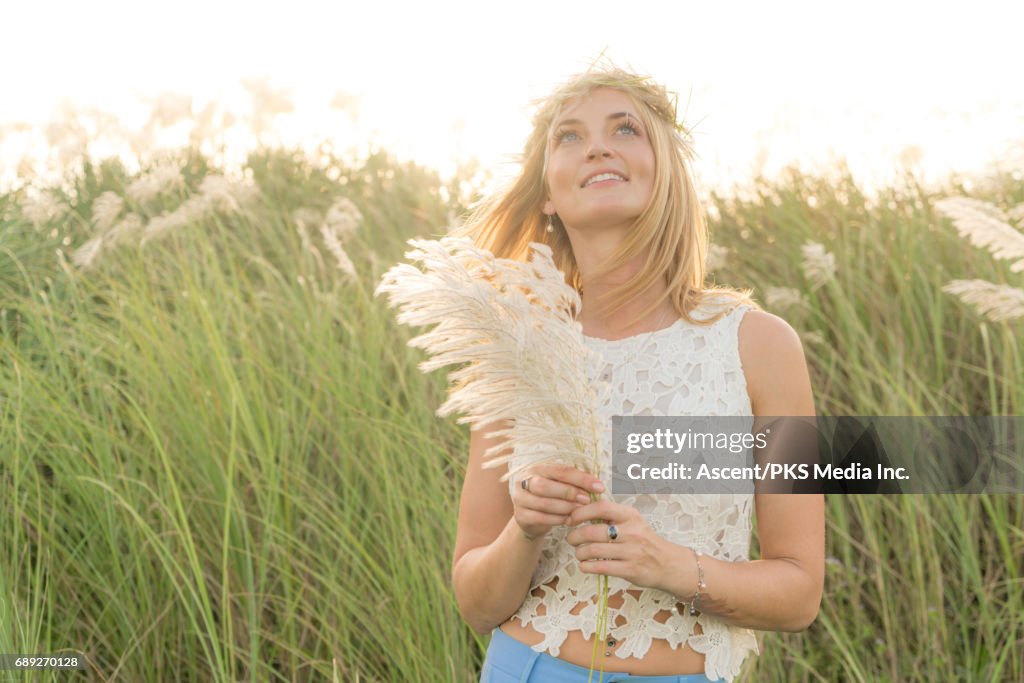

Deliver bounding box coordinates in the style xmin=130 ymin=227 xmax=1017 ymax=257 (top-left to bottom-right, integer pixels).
xmin=554 ymin=112 xmax=638 ymax=128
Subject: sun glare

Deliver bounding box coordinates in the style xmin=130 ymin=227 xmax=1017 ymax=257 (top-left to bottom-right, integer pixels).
xmin=2 ymin=1 xmax=1022 ymax=197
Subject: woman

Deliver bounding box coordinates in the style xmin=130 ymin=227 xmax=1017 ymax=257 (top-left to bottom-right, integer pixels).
xmin=451 ymin=65 xmax=824 ymax=682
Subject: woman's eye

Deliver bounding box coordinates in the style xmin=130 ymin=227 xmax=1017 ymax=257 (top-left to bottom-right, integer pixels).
xmin=556 ymin=130 xmax=579 ymax=143
xmin=616 ymin=123 xmax=638 ymax=136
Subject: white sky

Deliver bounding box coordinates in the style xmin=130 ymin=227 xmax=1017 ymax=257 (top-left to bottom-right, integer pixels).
xmin=3 ymin=0 xmax=1023 ymax=196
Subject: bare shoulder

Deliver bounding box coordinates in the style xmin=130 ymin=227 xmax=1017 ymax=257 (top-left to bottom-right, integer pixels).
xmin=736 ymin=309 xmax=815 ymax=416
xmin=736 ymin=309 xmax=802 ymax=363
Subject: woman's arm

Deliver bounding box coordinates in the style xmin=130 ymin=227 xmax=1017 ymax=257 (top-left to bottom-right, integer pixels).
xmin=667 ymin=310 xmax=824 ymax=631
xmin=451 ymin=425 xmax=602 ymax=633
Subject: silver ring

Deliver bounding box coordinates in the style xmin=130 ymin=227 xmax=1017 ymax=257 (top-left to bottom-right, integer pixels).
xmin=521 ymin=476 xmax=532 ymax=493
xmin=607 ymin=525 xmax=618 ymax=541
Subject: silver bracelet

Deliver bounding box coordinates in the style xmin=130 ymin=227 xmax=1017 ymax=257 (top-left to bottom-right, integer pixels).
xmin=688 ymin=550 xmax=706 ymax=616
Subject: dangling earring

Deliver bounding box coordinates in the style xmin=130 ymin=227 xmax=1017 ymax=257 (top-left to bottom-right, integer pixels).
xmin=546 ymin=216 xmax=555 ymax=234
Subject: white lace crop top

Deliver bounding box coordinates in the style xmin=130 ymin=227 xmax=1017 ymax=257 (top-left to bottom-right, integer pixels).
xmin=507 ymin=300 xmax=760 ymax=682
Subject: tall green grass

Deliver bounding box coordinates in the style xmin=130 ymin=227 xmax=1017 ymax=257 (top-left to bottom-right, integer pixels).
xmin=1 ymin=149 xmax=1021 ymax=681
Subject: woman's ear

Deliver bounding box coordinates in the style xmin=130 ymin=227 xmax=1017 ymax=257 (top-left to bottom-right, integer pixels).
xmin=542 ymin=199 xmax=555 ymax=216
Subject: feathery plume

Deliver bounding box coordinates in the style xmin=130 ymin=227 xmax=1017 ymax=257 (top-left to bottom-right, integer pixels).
xmin=321 ymin=224 xmax=357 ymax=279
xmin=106 ymin=214 xmax=143 ymax=247
xmin=293 ymin=208 xmax=321 ymax=232
xmin=142 ymin=204 xmax=199 ymax=243
xmin=942 ymin=280 xmax=1024 ymax=322
xmin=44 ymin=102 xmax=89 ymax=165
xmin=935 ymin=197 xmax=1024 ymax=272
xmin=706 ymin=244 xmax=729 ymax=271
xmin=293 ymin=209 xmax=320 ymax=257
xmin=126 ymin=163 xmax=184 ymax=204
xmin=243 ymin=77 xmax=294 ymax=139
xmin=801 ymin=242 xmax=837 ymax=290
xmin=292 ymin=212 xmax=316 ymax=254
xmin=937 ymin=196 xmax=1005 ymax=221
xmin=1006 ymin=203 xmax=1024 ymax=225
xmin=764 ymin=286 xmax=808 ymax=310
xmin=197 ymin=175 xmax=257 ymax=213
xmin=21 ymin=190 xmax=66 ymax=228
xmin=91 ymin=191 xmax=124 ymax=233
xmin=801 ymin=331 xmax=826 ymax=346
xmin=325 ymin=198 xmax=362 ymax=238
xmin=189 ymin=100 xmax=218 ymax=147
xmin=72 ymin=237 xmax=104 ymax=269
xmin=138 ymin=175 xmax=255 ymax=245
xmin=376 ymin=236 xmax=608 ymax=481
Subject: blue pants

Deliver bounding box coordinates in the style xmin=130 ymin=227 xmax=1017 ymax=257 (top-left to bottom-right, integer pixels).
xmin=480 ymin=628 xmax=714 ymax=683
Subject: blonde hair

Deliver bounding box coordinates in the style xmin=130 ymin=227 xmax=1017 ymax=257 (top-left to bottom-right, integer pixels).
xmin=457 ymin=62 xmax=756 ymax=326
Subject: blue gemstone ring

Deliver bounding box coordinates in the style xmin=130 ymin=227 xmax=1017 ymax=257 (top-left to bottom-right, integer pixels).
xmin=607 ymin=524 xmax=618 ymax=542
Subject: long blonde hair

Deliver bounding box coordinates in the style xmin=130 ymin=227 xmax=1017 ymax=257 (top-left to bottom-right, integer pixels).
xmin=457 ymin=63 xmax=756 ymax=326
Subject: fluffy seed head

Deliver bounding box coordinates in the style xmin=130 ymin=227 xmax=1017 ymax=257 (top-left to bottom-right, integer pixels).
xmin=801 ymin=242 xmax=837 ymax=290
xmin=320 ymin=223 xmax=357 ymax=279
xmin=376 ymin=237 xmax=609 ymax=482
xmin=73 ymin=237 xmax=104 ymax=269
xmin=935 ymin=197 xmax=1024 ymax=273
xmin=325 ymin=198 xmax=362 ymax=238
xmin=764 ymin=286 xmax=808 ymax=310
xmin=942 ymin=279 xmax=1024 ymax=322
xmin=126 ymin=163 xmax=185 ymax=204
xmin=91 ymin=191 xmax=124 ymax=233
xmin=21 ymin=190 xmax=66 ymax=228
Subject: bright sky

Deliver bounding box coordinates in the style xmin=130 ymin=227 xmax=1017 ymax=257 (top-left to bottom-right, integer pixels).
xmin=3 ymin=0 xmax=1023 ymax=197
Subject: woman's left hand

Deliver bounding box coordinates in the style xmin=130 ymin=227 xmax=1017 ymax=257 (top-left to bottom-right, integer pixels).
xmin=565 ymin=497 xmax=674 ymax=590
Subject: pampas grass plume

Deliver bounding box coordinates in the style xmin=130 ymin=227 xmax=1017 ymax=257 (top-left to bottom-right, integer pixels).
xmin=376 ymin=236 xmax=608 ymax=481
xmin=801 ymin=242 xmax=837 ymax=290
xmin=91 ymin=191 xmax=124 ymax=233
xmin=935 ymin=197 xmax=1024 ymax=273
xmin=764 ymin=286 xmax=807 ymax=310
xmin=942 ymin=280 xmax=1024 ymax=322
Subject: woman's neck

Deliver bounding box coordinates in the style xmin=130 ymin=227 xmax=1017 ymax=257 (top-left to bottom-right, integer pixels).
xmin=577 ymin=267 xmax=675 ymax=339
xmin=565 ymin=225 xmax=677 ymax=337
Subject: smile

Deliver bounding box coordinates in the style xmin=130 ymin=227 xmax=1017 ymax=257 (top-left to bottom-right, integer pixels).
xmin=582 ymin=172 xmax=627 ymax=187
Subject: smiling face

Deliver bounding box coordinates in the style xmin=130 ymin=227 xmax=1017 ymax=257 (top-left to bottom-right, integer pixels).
xmin=542 ymin=88 xmax=656 ymax=234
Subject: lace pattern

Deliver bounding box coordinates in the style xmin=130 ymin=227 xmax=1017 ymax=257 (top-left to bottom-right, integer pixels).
xmin=508 ymin=300 xmax=760 ymax=682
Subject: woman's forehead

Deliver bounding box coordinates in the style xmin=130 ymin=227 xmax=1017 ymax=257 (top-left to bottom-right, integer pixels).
xmin=557 ymin=88 xmax=637 ymax=118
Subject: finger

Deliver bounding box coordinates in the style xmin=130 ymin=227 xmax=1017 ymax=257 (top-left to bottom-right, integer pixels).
xmin=567 ymin=500 xmax=628 ymax=526
xmin=516 ymin=490 xmax=578 ymax=516
xmin=577 ymin=540 xmax=614 ymax=565
xmin=532 ymin=464 xmax=605 ymax=496
xmin=577 ymin=558 xmax=631 ymax=577
xmin=573 ymin=532 xmax=626 ymax=557
xmin=518 ymin=510 xmax=571 ymax=529
xmin=521 ymin=474 xmax=594 ymax=505
xmin=565 ymin=522 xmax=621 ymax=547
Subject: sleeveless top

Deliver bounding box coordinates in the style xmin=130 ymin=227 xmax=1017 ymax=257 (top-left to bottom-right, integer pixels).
xmin=507 ymin=299 xmax=760 ymax=683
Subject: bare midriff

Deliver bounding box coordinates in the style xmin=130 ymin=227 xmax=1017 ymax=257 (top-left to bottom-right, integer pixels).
xmin=499 ymin=583 xmax=707 ymax=676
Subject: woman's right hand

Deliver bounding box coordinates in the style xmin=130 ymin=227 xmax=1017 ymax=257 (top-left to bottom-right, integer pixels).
xmin=511 ymin=464 xmax=606 ymax=541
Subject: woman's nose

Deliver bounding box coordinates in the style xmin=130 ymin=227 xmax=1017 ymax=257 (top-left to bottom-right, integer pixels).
xmin=586 ymin=140 xmax=612 ymax=159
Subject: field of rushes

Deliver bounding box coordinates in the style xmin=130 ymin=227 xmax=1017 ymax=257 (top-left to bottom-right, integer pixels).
xmin=1 ymin=147 xmax=1022 ymax=681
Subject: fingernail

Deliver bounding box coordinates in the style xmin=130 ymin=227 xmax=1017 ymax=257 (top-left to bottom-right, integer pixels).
xmin=592 ymin=481 xmax=605 ymax=492
xmin=577 ymin=494 xmax=590 ymax=504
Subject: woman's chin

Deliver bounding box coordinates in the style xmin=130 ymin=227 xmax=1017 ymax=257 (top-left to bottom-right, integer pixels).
xmin=563 ymin=210 xmax=644 ymax=233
